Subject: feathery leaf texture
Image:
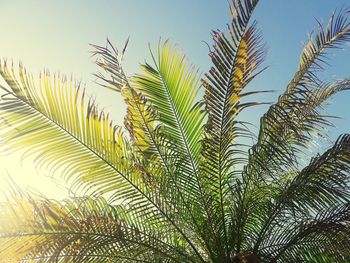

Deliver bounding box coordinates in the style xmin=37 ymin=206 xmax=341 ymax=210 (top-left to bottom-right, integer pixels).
xmin=1 ymin=1 xmax=350 ymax=262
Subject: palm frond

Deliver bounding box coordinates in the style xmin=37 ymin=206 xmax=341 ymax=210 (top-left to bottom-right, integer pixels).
xmin=253 ymin=133 xmax=350 ymax=257
xmin=231 ymin=9 xmax=350 ymax=258
xmin=92 ymin=40 xmax=212 ymax=259
xmin=132 ymin=41 xmax=217 ymax=258
xmin=201 ymin=0 xmax=265 ymax=257
xmin=92 ymin=40 xmax=176 ymax=193
xmin=287 ymin=8 xmax=350 ymax=92
xmin=0 ymin=65 xmax=125 ymax=196
xmin=92 ymin=41 xmax=197 ymax=203
xmin=133 ymin=40 xmax=204 ymax=169
xmin=247 ymin=9 xmax=350 ymax=183
xmin=268 ymin=204 xmax=350 ymax=262
xmin=0 ymin=191 xmax=192 ymax=262
xmin=232 ymin=78 xmax=350 ymax=257
xmin=0 ymin=61 xmax=205 ymax=261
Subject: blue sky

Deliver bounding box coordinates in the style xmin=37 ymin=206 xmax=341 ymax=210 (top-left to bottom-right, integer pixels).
xmin=1 ymin=0 xmax=350 ymax=197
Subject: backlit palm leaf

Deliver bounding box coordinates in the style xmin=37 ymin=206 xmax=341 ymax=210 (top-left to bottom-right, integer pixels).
xmin=0 ymin=191 xmax=192 ymax=262
xmin=132 ymin=42 xmax=211 ymax=249
xmin=133 ymin=42 xmax=205 ymax=191
xmin=92 ymin=41 xmax=210 ymax=258
xmin=0 ymin=62 xmax=204 ymax=261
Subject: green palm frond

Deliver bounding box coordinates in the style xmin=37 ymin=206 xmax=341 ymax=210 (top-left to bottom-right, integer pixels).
xmin=254 ymin=134 xmax=350 ymax=256
xmin=234 ymin=10 xmax=350 ymax=254
xmin=269 ymin=204 xmax=350 ymax=262
xmin=288 ymin=8 xmax=350 ymax=91
xmin=92 ymin=40 xmax=203 ymax=201
xmin=132 ymin=41 xmax=209 ymax=238
xmin=201 ymin=0 xmax=265 ymax=258
xmin=247 ymin=9 xmax=350 ymax=183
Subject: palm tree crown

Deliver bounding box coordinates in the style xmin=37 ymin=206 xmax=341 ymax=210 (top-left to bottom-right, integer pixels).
xmin=1 ymin=1 xmax=350 ymax=262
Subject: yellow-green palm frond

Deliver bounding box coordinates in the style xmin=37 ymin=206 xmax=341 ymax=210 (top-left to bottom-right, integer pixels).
xmin=0 ymin=61 xmax=201 ymax=257
xmin=0 ymin=191 xmax=193 ymax=262
xmin=92 ymin=41 xmax=211 ymax=259
xmin=131 ymin=41 xmax=206 ymax=211
xmin=132 ymin=41 xmax=212 ymax=256
xmin=0 ymin=61 xmax=132 ymax=197
xmin=133 ymin=40 xmax=204 ymax=168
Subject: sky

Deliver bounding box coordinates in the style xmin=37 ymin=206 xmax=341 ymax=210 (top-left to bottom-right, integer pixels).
xmin=0 ymin=0 xmax=350 ymax=199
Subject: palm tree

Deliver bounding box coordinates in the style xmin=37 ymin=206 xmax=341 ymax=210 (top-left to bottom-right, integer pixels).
xmin=1 ymin=0 xmax=350 ymax=262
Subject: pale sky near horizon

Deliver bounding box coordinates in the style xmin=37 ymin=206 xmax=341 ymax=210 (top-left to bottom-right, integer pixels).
xmin=1 ymin=0 xmax=350 ymax=200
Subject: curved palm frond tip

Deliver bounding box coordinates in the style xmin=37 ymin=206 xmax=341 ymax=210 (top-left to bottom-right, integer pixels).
xmin=1 ymin=0 xmax=350 ymax=262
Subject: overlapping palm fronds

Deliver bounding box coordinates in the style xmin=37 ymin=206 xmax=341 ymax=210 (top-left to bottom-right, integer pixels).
xmin=0 ymin=190 xmax=193 ymax=262
xmin=1 ymin=1 xmax=350 ymax=262
xmin=0 ymin=60 xmax=202 ymax=262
